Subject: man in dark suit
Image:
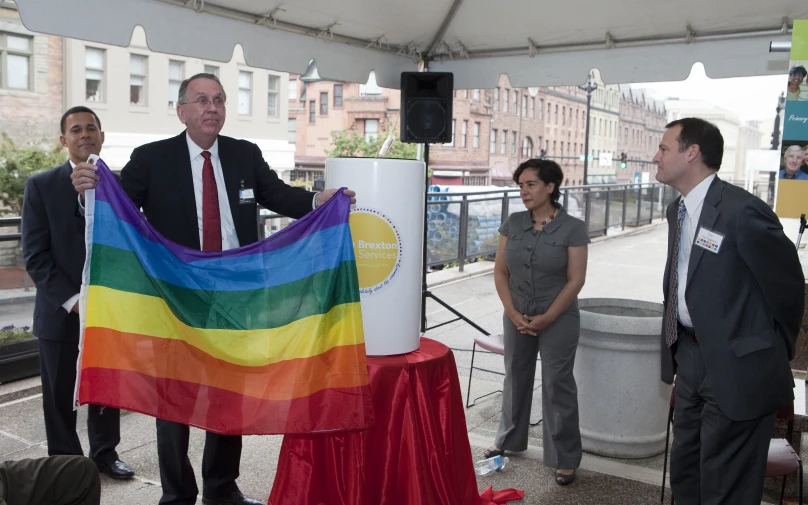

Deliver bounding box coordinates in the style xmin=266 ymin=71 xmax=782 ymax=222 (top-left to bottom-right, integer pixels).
xmin=655 ymin=117 xmax=805 ymax=504
xmin=22 ymin=106 xmax=135 ymax=480
xmin=70 ymin=74 xmax=355 ymax=505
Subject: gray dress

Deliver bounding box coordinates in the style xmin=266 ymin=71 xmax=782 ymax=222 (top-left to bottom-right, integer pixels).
xmin=494 ymin=205 xmax=590 ymax=469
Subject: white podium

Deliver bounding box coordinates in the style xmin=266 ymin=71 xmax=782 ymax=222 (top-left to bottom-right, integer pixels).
xmin=325 ymin=158 xmax=425 ymax=356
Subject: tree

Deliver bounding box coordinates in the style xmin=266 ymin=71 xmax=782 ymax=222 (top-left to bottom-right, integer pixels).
xmin=0 ymin=134 xmax=66 ymax=216
xmin=325 ymin=125 xmax=418 ymax=160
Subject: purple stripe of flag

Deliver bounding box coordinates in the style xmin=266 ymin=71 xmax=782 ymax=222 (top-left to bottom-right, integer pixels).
xmin=92 ymin=158 xmax=348 ymax=263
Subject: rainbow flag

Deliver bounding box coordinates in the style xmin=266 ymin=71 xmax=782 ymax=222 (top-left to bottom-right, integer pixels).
xmin=75 ymin=159 xmax=373 ymax=435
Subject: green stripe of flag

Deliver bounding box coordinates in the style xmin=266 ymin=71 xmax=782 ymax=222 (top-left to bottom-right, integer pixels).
xmin=89 ymin=243 xmax=360 ymax=330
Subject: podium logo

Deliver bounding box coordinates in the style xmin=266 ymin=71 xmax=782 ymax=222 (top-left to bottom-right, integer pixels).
xmin=349 ymin=208 xmax=402 ymax=296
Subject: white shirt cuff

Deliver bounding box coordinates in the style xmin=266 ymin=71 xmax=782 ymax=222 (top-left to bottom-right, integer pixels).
xmin=63 ymin=293 xmax=80 ymax=313
xmin=77 ymin=194 xmax=85 ymax=215
xmin=312 ymin=192 xmax=320 ymax=209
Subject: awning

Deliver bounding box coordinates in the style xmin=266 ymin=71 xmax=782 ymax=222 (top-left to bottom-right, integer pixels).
xmin=15 ymin=0 xmax=807 ymax=88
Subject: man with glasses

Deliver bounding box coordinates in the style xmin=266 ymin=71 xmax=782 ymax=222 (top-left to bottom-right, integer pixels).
xmin=70 ymin=73 xmax=355 ymax=505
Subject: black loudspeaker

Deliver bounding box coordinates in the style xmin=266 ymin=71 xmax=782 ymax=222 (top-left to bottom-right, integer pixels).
xmin=400 ymin=72 xmax=453 ymax=143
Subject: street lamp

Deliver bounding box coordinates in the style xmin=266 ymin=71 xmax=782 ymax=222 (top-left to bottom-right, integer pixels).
xmin=768 ymin=92 xmax=786 ymax=204
xmin=770 ymin=92 xmax=786 ymax=150
xmin=578 ymin=71 xmax=598 ymax=185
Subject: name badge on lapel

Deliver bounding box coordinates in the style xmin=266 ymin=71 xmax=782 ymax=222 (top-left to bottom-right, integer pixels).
xmin=694 ymin=226 xmax=724 ymax=254
xmin=239 ymin=188 xmax=255 ymax=204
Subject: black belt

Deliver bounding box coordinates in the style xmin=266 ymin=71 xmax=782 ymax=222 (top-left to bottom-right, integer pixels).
xmin=679 ymin=325 xmax=698 ymax=343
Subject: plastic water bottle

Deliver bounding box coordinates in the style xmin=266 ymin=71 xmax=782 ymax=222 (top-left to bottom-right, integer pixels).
xmin=474 ymin=455 xmax=509 ymax=476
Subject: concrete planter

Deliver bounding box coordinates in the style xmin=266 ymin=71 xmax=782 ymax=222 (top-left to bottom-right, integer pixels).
xmin=0 ymin=338 xmax=40 ymax=384
xmin=574 ymin=298 xmax=671 ymax=458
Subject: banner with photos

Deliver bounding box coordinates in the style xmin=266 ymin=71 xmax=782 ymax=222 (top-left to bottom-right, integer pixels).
xmin=776 ymin=19 xmax=808 ymax=218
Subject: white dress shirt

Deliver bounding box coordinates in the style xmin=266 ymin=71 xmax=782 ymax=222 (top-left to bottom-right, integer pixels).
xmin=63 ymin=160 xmax=81 ymax=313
xmin=676 ymin=173 xmax=716 ymax=327
xmin=185 ymin=133 xmax=240 ymax=251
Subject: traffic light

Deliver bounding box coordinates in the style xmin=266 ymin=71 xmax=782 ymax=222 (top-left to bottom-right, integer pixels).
xmin=620 ymin=152 xmax=627 ymax=169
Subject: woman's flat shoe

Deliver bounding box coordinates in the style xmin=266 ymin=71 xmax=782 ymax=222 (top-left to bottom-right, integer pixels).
xmin=555 ymin=470 xmax=576 ymax=486
xmin=484 ymin=447 xmax=505 ymax=459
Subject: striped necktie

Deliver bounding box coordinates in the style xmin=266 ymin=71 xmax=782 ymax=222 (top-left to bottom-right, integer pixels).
xmin=663 ymin=199 xmax=687 ymax=347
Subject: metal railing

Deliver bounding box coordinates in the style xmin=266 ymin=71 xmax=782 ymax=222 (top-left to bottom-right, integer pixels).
xmin=421 ymin=183 xmax=678 ymax=271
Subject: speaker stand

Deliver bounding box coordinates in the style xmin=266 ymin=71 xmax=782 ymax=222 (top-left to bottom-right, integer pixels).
xmin=419 ymin=142 xmax=490 ymax=338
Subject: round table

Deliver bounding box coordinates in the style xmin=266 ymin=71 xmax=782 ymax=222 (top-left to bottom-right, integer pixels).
xmin=268 ymin=337 xmax=480 ymax=505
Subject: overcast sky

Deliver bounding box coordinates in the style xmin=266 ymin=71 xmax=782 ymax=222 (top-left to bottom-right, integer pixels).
xmin=630 ymin=63 xmax=787 ymax=127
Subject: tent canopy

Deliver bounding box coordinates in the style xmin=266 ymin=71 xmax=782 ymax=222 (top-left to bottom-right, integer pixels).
xmin=15 ymin=0 xmax=808 ymax=88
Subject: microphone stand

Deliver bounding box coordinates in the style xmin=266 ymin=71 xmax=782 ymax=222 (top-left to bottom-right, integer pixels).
xmin=797 ymin=213 xmax=807 ymax=249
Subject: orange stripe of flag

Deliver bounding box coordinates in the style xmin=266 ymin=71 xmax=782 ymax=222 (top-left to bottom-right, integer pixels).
xmin=81 ymin=326 xmax=370 ymax=402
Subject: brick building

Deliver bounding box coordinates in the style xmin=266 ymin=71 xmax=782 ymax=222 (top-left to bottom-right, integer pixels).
xmin=617 ymin=87 xmax=667 ymax=183
xmin=428 ymin=87 xmax=493 ymax=186
xmin=289 ymin=61 xmax=402 ymax=188
xmin=0 ymin=3 xmax=63 ymax=144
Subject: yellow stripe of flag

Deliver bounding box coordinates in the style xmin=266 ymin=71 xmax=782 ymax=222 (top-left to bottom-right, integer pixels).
xmin=85 ymin=285 xmax=364 ymax=367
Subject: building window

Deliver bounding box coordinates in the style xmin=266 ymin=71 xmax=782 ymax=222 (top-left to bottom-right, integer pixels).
xmin=359 ymin=71 xmax=382 ymax=95
xmin=238 ymin=71 xmax=252 ymax=115
xmin=444 ymin=119 xmax=455 ymax=147
xmin=364 ymin=119 xmax=379 ymax=141
xmin=538 ymin=99 xmax=544 ymax=120
xmin=288 ymin=79 xmax=298 ymax=100
xmin=490 ymin=129 xmax=497 ymax=154
xmin=529 ymin=97 xmax=535 ymax=119
xmin=503 ymin=89 xmax=509 ymax=113
xmin=333 ymin=84 xmax=343 ymax=107
xmin=463 ymin=90 xmax=468 ymax=98
xmin=85 ymin=47 xmax=105 ymax=102
xmin=464 ymin=175 xmax=487 ymax=186
xmin=461 ymin=121 xmax=468 ymax=148
xmin=501 ymin=130 xmax=507 ymax=154
xmin=522 ymin=96 xmax=527 ymax=118
xmin=320 ymin=92 xmax=328 ymax=115
xmin=473 ymin=89 xmax=480 ymax=101
xmin=309 ymin=100 xmax=316 ymax=123
xmin=128 ymin=54 xmax=148 ymax=106
xmin=168 ymin=59 xmax=184 ymax=107
xmin=287 ymin=118 xmax=296 ymax=143
xmin=512 ymin=91 xmax=518 ymax=115
xmin=267 ymin=75 xmax=279 ymax=117
xmin=493 ymin=88 xmax=499 ymax=112
xmin=473 ymin=122 xmax=480 ymax=148
xmin=204 ymin=65 xmax=219 ymax=76
xmin=511 ymin=131 xmax=517 ymax=155
xmin=547 ymin=102 xmax=552 ymax=121
xmin=521 ymin=137 xmax=533 ymax=158
xmin=1 ymin=33 xmax=33 ymax=90
xmin=554 ymin=105 xmax=558 ymax=124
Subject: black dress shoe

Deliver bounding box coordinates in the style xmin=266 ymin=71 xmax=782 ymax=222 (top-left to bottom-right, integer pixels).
xmin=201 ymin=491 xmax=263 ymax=505
xmin=93 ymin=459 xmax=135 ymax=480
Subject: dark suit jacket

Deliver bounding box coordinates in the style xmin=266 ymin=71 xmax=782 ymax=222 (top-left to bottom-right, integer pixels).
xmin=119 ymin=131 xmax=315 ymax=248
xmin=22 ymin=162 xmax=85 ymax=342
xmin=660 ymin=176 xmax=805 ymax=421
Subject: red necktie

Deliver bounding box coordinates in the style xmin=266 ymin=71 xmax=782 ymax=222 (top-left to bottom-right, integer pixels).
xmin=200 ymin=151 xmax=222 ymax=252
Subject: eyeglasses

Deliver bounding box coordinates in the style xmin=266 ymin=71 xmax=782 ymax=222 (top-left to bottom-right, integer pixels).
xmin=180 ymin=97 xmax=226 ymax=107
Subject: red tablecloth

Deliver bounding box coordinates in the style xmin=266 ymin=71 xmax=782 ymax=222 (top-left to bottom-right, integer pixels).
xmin=268 ymin=337 xmax=481 ymax=505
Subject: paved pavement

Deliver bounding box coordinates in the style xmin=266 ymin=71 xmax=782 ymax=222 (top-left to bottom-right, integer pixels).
xmin=1 ymin=222 xmax=803 ymax=504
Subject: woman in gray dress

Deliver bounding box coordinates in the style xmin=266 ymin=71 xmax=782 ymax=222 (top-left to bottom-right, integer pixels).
xmin=484 ymin=158 xmax=589 ymax=485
